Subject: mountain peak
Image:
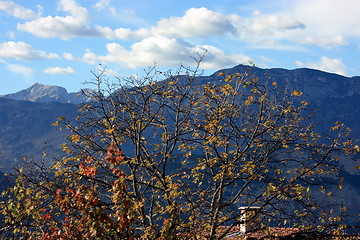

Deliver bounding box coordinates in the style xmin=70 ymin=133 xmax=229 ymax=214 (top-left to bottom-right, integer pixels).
xmin=2 ymin=83 xmax=93 ymax=104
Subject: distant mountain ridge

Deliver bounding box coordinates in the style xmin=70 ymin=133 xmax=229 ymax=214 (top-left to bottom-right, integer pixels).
xmin=210 ymin=66 xmax=360 ymax=101
xmin=2 ymin=83 xmax=94 ymax=104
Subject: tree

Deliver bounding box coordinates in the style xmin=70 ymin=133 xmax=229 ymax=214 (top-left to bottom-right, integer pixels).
xmin=1 ymin=62 xmax=358 ymax=239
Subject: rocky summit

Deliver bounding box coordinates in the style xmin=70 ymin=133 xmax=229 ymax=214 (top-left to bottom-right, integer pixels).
xmin=3 ymin=83 xmax=94 ymax=104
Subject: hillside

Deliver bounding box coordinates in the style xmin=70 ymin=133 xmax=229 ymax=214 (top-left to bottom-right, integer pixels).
xmin=0 ymin=98 xmax=77 ymax=171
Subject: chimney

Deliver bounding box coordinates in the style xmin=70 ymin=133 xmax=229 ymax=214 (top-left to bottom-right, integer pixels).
xmin=239 ymin=206 xmax=260 ymax=234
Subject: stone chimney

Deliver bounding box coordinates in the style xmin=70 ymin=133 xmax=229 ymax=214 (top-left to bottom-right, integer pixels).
xmin=239 ymin=206 xmax=260 ymax=234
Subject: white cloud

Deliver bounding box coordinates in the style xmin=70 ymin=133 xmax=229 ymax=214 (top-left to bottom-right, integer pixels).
xmin=63 ymin=52 xmax=75 ymax=61
xmin=7 ymin=64 xmax=34 ymax=80
xmin=296 ymin=56 xmax=347 ymax=76
xmin=98 ymin=7 xmax=305 ymax=48
xmin=152 ymin=7 xmax=235 ymax=38
xmin=17 ymin=0 xmax=98 ymax=40
xmin=0 ymin=41 xmax=59 ymax=60
xmin=43 ymin=66 xmax=75 ymax=74
xmin=301 ymin=35 xmax=347 ymax=49
xmin=82 ymin=49 xmax=97 ymax=65
xmin=0 ymin=1 xmax=38 ymax=19
xmin=82 ymin=37 xmax=250 ymax=69
xmin=290 ymin=0 xmax=360 ymax=41
xmin=245 ymin=14 xmax=305 ymax=35
xmin=58 ymin=0 xmax=88 ymax=22
xmin=99 ymin=7 xmax=236 ymax=40
xmin=229 ymin=12 xmax=305 ymax=47
xmin=95 ymin=6 xmax=305 ymax=52
xmin=92 ymin=0 xmax=109 ymax=11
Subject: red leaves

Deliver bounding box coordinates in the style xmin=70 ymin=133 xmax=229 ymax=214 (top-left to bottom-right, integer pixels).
xmin=78 ymin=162 xmax=97 ymax=178
xmin=105 ymin=141 xmax=125 ymax=165
xmin=85 ymin=166 xmax=97 ymax=177
xmin=56 ymin=189 xmax=62 ymax=196
xmin=41 ymin=209 xmax=52 ymax=220
xmin=105 ymin=141 xmax=127 ymax=178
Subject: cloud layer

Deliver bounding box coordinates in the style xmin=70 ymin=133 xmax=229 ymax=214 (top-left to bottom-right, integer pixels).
xmin=43 ymin=66 xmax=75 ymax=75
xmin=17 ymin=0 xmax=97 ymax=40
xmin=0 ymin=41 xmax=59 ymax=60
xmin=0 ymin=0 xmax=359 ymax=81
xmin=0 ymin=1 xmax=38 ymax=19
xmin=296 ymin=56 xmax=347 ymax=76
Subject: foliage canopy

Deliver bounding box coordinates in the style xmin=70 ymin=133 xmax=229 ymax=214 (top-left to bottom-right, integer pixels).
xmin=0 ymin=62 xmax=358 ymax=239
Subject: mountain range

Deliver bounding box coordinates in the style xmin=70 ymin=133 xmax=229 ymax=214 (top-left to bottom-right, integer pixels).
xmin=0 ymin=65 xmax=359 ymax=211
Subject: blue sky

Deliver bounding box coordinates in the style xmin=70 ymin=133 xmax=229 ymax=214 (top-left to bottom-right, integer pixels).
xmin=0 ymin=0 xmax=360 ymax=95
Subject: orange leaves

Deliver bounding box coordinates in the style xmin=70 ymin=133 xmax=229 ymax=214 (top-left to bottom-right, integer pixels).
xmin=330 ymin=121 xmax=343 ymax=131
xmin=291 ymin=90 xmax=302 ymax=96
xmin=105 ymin=141 xmax=125 ymax=165
xmin=69 ymin=134 xmax=81 ymax=143
xmin=56 ymin=189 xmax=62 ymax=196
xmin=79 ymin=162 xmax=97 ymax=177
xmin=245 ymin=95 xmax=254 ymax=105
xmin=41 ymin=210 xmax=52 ymax=221
xmin=105 ymin=128 xmax=115 ymax=134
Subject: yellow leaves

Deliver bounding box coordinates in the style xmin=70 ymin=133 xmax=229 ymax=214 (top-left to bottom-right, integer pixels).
xmin=291 ymin=90 xmax=302 ymax=96
xmin=217 ymin=72 xmax=224 ymax=76
xmin=224 ymin=75 xmax=233 ymax=82
xmin=203 ymin=135 xmax=221 ymax=145
xmin=264 ymin=183 xmax=278 ymax=196
xmin=330 ymin=121 xmax=343 ymax=131
xmin=211 ymin=173 xmax=222 ymax=183
xmin=52 ymin=121 xmax=60 ymax=127
xmin=69 ymin=134 xmax=81 ymax=143
xmin=282 ymin=107 xmax=292 ymax=114
xmin=301 ymin=100 xmax=308 ymax=106
xmin=105 ymin=128 xmax=115 ymax=134
xmin=61 ymin=143 xmax=71 ymax=153
xmin=245 ymin=95 xmax=254 ymax=105
xmin=354 ymin=144 xmax=360 ymax=152
xmin=221 ymin=83 xmax=235 ymax=95
xmin=78 ymin=104 xmax=91 ymax=112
